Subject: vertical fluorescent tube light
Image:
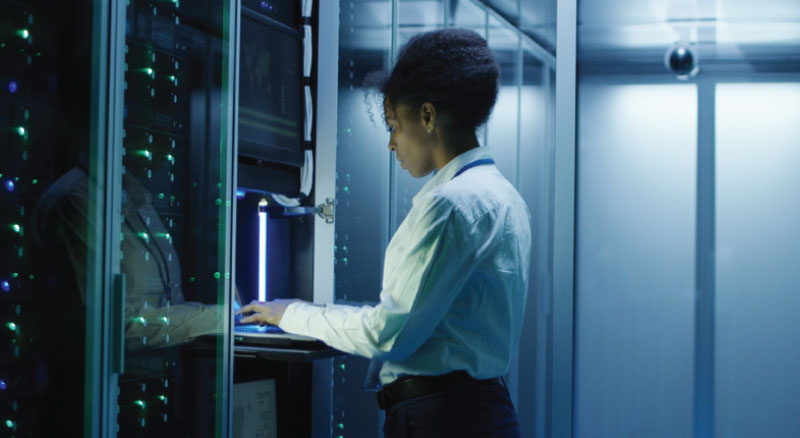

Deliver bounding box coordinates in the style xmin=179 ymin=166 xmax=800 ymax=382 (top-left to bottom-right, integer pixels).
xmin=258 ymin=199 xmax=269 ymax=302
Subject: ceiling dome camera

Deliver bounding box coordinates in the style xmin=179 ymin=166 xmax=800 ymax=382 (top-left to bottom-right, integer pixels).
xmin=665 ymin=42 xmax=699 ymax=80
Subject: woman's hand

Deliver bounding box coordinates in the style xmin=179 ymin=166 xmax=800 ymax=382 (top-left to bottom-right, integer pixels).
xmin=237 ymin=299 xmax=301 ymax=326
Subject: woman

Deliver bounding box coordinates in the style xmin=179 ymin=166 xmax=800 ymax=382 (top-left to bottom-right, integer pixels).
xmin=241 ymin=28 xmax=532 ymax=437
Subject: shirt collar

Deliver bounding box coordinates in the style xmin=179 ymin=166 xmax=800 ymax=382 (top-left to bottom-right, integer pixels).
xmin=412 ymin=146 xmax=493 ymax=205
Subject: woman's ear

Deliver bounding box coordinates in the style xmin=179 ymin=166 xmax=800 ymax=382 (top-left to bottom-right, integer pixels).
xmin=420 ymin=102 xmax=436 ymax=134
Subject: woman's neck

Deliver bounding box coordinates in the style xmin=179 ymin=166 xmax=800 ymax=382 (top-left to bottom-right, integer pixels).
xmin=433 ymin=130 xmax=480 ymax=170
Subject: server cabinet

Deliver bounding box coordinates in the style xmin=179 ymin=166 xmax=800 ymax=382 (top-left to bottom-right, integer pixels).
xmin=2 ymin=0 xmax=235 ymax=436
xmin=1 ymin=0 xmax=107 ymax=435
xmin=115 ymin=0 xmax=235 ymax=436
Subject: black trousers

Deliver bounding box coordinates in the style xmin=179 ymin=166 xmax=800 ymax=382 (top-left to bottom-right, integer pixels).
xmin=382 ymin=377 xmax=522 ymax=438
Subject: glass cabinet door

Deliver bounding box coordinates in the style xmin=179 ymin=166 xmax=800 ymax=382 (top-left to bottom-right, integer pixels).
xmin=116 ymin=0 xmax=233 ymax=436
xmin=1 ymin=1 xmax=105 ymax=435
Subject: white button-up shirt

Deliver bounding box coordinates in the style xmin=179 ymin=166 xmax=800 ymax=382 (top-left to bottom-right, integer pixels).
xmin=280 ymin=147 xmax=532 ymax=386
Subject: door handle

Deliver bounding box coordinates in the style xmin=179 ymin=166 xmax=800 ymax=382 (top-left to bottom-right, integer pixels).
xmin=112 ymin=273 xmax=126 ymax=374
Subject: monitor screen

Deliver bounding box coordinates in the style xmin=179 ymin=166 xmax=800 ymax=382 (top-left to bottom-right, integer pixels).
xmin=238 ymin=8 xmax=304 ymax=167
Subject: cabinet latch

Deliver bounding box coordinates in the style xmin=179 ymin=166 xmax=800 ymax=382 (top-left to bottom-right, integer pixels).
xmin=317 ymin=198 xmax=334 ymax=224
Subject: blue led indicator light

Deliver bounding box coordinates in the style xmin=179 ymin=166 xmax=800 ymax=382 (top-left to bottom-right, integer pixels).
xmin=8 ymin=81 xmax=18 ymax=93
xmin=0 ymin=379 xmax=7 ymax=390
xmin=4 ymin=180 xmax=13 ymax=192
xmin=1 ymin=281 xmax=10 ymax=292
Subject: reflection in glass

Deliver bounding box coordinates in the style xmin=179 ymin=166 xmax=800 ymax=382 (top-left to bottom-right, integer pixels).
xmin=117 ymin=0 xmax=231 ymax=435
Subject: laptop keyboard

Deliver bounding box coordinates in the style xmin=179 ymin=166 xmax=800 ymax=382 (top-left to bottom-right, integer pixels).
xmin=234 ymin=324 xmax=284 ymax=334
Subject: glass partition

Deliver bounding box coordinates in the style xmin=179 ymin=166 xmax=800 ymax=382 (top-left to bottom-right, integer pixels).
xmin=117 ymin=0 xmax=232 ymax=435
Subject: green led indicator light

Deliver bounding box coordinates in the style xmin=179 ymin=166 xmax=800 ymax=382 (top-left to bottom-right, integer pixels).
xmin=11 ymin=273 xmax=19 ymax=278
xmin=158 ymin=192 xmax=165 ymax=199
xmin=16 ymin=126 xmax=26 ymax=136
xmin=18 ymin=29 xmax=29 ymax=39
xmin=339 ymin=364 xmax=346 ymax=370
xmin=11 ymin=224 xmax=21 ymax=233
xmin=189 ymin=276 xmax=196 ymax=282
xmin=137 ymin=232 xmax=149 ymax=242
xmin=343 ymin=186 xmax=349 ymax=192
xmin=28 ymin=274 xmax=34 ymax=280
xmin=134 ymin=400 xmax=146 ymax=408
xmin=32 ymin=179 xmax=38 ymax=184
xmin=161 ymin=316 xmax=169 ymax=324
xmin=166 ymin=154 xmax=174 ymax=163
xmin=213 ymin=272 xmax=221 ymax=279
xmin=5 ymin=419 xmax=14 ymax=428
xmin=137 ymin=150 xmax=151 ymax=158
xmin=338 ymin=422 xmax=344 ymax=429
xmin=215 ymin=198 xmax=222 ymax=206
xmin=6 ymin=322 xmax=17 ymax=331
xmin=133 ymin=316 xmax=146 ymax=325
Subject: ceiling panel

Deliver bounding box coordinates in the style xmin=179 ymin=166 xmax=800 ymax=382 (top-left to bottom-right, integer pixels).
xmin=579 ymin=0 xmax=800 ymax=25
xmin=578 ymin=0 xmax=800 ymax=50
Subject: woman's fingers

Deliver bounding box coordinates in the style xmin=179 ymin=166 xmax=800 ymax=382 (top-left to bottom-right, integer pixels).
xmin=238 ymin=301 xmax=266 ymax=315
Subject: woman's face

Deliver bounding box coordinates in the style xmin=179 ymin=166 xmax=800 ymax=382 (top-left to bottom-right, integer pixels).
xmin=384 ymin=100 xmax=436 ymax=178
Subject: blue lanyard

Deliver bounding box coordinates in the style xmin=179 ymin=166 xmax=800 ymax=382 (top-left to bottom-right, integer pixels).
xmin=452 ymin=158 xmax=495 ymax=180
